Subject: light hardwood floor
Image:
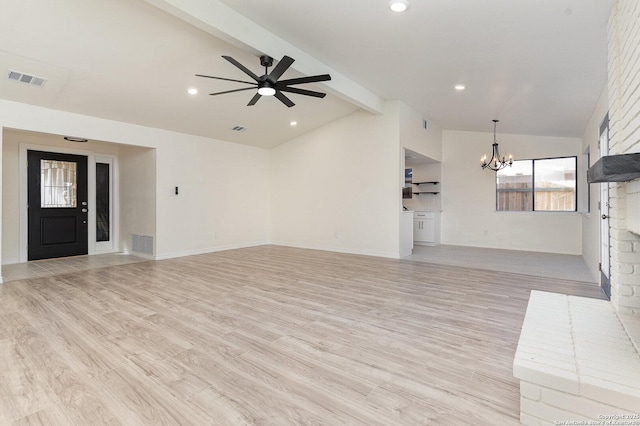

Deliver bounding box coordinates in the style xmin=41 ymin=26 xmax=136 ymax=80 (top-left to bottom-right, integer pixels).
xmin=0 ymin=245 xmax=605 ymax=425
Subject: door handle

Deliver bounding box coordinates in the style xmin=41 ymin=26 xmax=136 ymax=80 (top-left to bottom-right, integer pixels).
xmin=602 ymin=214 xmax=609 ymax=220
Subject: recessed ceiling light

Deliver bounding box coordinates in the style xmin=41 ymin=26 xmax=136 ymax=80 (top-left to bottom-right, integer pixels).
xmin=187 ymin=87 xmax=198 ymax=95
xmin=290 ymin=121 xmax=297 ymax=126
xmin=454 ymin=84 xmax=466 ymax=91
xmin=389 ymin=0 xmax=410 ymax=12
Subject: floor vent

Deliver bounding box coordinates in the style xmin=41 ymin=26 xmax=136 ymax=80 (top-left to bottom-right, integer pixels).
xmin=7 ymin=70 xmax=48 ymax=88
xmin=131 ymin=234 xmax=154 ymax=255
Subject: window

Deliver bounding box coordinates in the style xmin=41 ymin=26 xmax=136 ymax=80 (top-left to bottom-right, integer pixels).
xmin=496 ymin=157 xmax=577 ymax=212
xmin=96 ymin=162 xmax=110 ymax=242
xmin=40 ymin=159 xmax=77 ymax=208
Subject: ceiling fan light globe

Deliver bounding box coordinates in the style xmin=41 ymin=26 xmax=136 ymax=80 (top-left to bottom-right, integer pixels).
xmin=389 ymin=0 xmax=410 ymax=12
xmin=257 ymin=86 xmax=276 ymax=96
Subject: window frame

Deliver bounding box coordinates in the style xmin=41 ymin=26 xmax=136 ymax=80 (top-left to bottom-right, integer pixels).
xmin=496 ymin=155 xmax=578 ymax=212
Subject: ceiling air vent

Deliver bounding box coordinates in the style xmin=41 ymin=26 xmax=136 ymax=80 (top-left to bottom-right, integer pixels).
xmin=231 ymin=126 xmax=247 ymax=132
xmin=7 ymin=70 xmax=47 ymax=88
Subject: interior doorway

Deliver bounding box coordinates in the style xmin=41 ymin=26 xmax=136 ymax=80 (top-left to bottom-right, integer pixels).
xmin=27 ymin=150 xmax=89 ymax=260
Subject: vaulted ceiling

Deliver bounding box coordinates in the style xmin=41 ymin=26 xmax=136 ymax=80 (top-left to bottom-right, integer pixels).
xmin=0 ymin=0 xmax=613 ymax=148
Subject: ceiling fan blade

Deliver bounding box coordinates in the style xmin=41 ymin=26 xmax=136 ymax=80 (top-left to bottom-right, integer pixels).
xmin=278 ymin=86 xmax=327 ymax=98
xmin=275 ymin=91 xmax=295 ymax=107
xmin=247 ymin=92 xmax=261 ymax=106
xmin=196 ymin=74 xmax=257 ymax=86
xmin=222 ymin=55 xmax=260 ymax=81
xmin=209 ymin=87 xmax=256 ymax=96
xmin=267 ymin=55 xmax=295 ymax=83
xmin=277 ymin=74 xmax=331 ymax=86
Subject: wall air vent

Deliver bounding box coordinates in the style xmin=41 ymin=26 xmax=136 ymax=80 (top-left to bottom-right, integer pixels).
xmin=231 ymin=126 xmax=247 ymax=132
xmin=7 ymin=70 xmax=47 ymax=88
xmin=131 ymin=234 xmax=154 ymax=255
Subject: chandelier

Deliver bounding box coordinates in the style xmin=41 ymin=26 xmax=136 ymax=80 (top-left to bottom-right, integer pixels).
xmin=481 ymin=119 xmax=513 ymax=172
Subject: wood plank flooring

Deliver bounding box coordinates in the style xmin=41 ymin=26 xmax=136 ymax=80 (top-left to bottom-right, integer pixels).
xmin=0 ymin=245 xmax=605 ymax=425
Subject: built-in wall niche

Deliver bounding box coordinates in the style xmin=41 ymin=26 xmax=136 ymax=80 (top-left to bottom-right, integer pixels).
xmin=403 ymin=152 xmax=442 ymax=211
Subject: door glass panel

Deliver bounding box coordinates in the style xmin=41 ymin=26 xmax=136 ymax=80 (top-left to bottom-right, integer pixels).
xmin=96 ymin=162 xmax=110 ymax=242
xmin=40 ymin=160 xmax=77 ymax=208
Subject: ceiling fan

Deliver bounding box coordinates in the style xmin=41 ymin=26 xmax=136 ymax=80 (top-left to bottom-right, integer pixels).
xmin=196 ymin=55 xmax=331 ymax=107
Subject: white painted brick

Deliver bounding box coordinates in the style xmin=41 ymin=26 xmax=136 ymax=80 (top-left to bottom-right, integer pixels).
xmin=612 ymin=0 xmax=640 ymax=314
xmin=610 ymin=229 xmax=637 ymax=242
xmin=515 ymin=291 xmax=640 ymax=420
xmin=520 ymin=398 xmax=588 ymax=423
xmin=540 ymin=387 xmax=621 ymax=420
xmin=513 ymin=359 xmax=580 ymax=394
xmin=580 ymin=375 xmax=640 ymax=413
xmin=617 ymin=273 xmax=640 ymax=285
xmin=618 ymin=241 xmax=634 ymax=252
xmin=613 ymin=251 xmax=640 ymax=264
xmin=619 ymin=294 xmax=640 ymax=309
xmin=618 ymin=284 xmax=635 ymax=296
xmin=517 ymin=342 xmax=575 ymax=361
xmin=520 ymin=411 xmax=545 ymax=426
xmin=620 ymin=263 xmax=635 ymax=274
xmin=521 ymin=381 xmax=542 ymax=401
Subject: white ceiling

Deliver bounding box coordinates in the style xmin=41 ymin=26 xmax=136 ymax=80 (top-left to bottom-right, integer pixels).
xmin=0 ymin=0 xmax=613 ymax=148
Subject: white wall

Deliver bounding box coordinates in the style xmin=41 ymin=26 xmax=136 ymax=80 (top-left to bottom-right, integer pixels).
xmin=0 ymin=99 xmax=271 ymax=273
xmin=581 ymin=86 xmax=608 ymax=283
xmin=153 ymin=135 xmax=270 ymax=259
xmin=442 ymin=130 xmax=583 ymax=254
xmin=270 ymin=102 xmax=401 ymax=258
xmin=118 ymin=145 xmax=157 ymax=254
xmin=1 ymin=133 xmax=18 ymax=264
xmin=399 ymin=103 xmax=442 ymax=162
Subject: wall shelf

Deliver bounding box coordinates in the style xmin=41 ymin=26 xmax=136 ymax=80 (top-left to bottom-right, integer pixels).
xmin=413 ymin=191 xmax=439 ymax=195
xmin=414 ymin=181 xmax=439 ymax=185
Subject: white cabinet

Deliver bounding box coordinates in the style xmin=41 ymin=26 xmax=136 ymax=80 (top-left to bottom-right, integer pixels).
xmin=413 ymin=211 xmax=440 ymax=246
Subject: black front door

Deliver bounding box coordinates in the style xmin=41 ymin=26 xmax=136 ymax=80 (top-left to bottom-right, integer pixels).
xmin=28 ymin=150 xmax=88 ymax=260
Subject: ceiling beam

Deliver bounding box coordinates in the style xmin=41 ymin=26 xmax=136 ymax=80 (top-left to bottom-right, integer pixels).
xmin=144 ymin=0 xmax=384 ymax=114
